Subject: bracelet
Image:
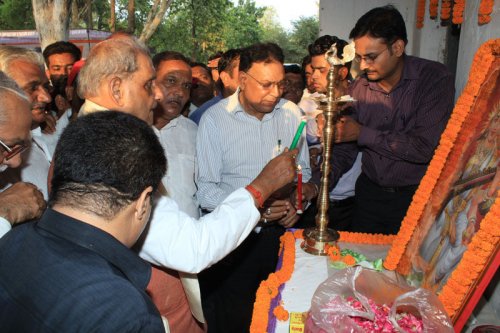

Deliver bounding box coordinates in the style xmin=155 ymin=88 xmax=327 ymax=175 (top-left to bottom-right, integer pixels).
xmin=245 ymin=185 xmax=264 ymax=208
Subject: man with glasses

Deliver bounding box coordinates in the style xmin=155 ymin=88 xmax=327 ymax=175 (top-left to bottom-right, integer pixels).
xmin=0 ymin=46 xmax=53 ymax=199
xmin=329 ymin=5 xmax=455 ymax=235
xmin=0 ymin=71 xmax=46 ymax=238
xmin=196 ymin=42 xmax=316 ymax=333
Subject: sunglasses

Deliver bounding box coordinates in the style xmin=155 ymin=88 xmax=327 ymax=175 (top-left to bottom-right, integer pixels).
xmin=0 ymin=138 xmax=28 ymax=161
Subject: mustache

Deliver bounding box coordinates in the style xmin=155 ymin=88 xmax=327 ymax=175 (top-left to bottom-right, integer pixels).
xmin=163 ymin=97 xmax=184 ymax=105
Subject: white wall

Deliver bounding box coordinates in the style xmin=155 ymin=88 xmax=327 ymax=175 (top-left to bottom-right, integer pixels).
xmin=319 ymin=0 xmax=446 ymax=62
xmin=319 ymin=0 xmax=499 ymax=99
xmin=455 ymin=1 xmax=500 ymax=98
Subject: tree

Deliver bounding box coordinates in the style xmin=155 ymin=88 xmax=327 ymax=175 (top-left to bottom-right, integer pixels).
xmin=32 ymin=0 xmax=72 ymax=50
xmin=0 ymin=0 xmax=35 ymax=30
xmin=127 ymin=0 xmax=135 ymax=33
xmin=139 ymin=0 xmax=172 ymax=43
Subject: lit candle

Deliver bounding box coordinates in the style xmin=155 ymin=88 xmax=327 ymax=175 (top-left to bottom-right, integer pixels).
xmin=297 ymin=165 xmax=303 ymax=214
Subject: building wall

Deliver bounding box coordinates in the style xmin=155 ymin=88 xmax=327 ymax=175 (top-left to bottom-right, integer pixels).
xmin=455 ymin=1 xmax=500 ymax=98
xmin=319 ymin=0 xmax=499 ymax=98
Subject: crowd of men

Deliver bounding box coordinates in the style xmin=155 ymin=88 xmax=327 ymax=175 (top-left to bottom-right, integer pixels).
xmin=0 ymin=5 xmax=455 ymax=333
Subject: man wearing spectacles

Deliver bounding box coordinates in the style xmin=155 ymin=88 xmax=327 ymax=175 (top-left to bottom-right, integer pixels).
xmin=328 ymin=5 xmax=455 ymax=235
xmin=196 ymin=42 xmax=316 ymax=332
xmin=0 ymin=71 xmax=46 ymax=239
xmin=0 ymin=46 xmax=53 ymax=200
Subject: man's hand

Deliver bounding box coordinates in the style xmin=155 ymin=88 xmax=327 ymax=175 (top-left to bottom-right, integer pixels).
xmin=0 ymin=182 xmax=46 ymax=225
xmin=41 ymin=113 xmax=57 ymax=134
xmin=277 ymin=203 xmax=299 ymax=228
xmin=334 ymin=116 xmax=360 ymax=143
xmin=290 ymin=182 xmax=318 ymax=210
xmin=249 ymin=149 xmax=297 ymax=207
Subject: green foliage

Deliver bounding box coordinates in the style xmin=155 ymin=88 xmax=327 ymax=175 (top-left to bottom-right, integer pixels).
xmin=0 ymin=0 xmax=35 ymax=30
xmin=0 ymin=0 xmax=318 ymax=65
xmin=149 ymin=0 xmax=265 ymax=62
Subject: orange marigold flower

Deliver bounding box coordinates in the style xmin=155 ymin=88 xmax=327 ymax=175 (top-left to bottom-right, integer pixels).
xmin=273 ymin=305 xmax=290 ymax=321
xmin=342 ymin=254 xmax=356 ymax=266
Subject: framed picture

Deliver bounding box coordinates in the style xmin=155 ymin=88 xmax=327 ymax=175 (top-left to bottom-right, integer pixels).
xmin=383 ymin=39 xmax=499 ymax=330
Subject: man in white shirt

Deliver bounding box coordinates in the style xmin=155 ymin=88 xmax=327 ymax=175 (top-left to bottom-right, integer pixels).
xmin=77 ymin=37 xmax=299 ymax=330
xmin=0 ymin=71 xmax=46 ymax=238
xmin=196 ymin=42 xmax=317 ymax=332
xmin=152 ymin=51 xmax=199 ymax=218
xmin=0 ymin=46 xmax=53 ymax=199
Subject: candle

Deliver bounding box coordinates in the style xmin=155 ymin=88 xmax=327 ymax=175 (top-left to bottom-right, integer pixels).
xmin=289 ymin=119 xmax=307 ymax=150
xmin=297 ymin=165 xmax=303 ymax=214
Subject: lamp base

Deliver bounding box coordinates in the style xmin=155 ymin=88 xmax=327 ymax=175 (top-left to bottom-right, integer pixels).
xmin=301 ymin=227 xmax=340 ymax=255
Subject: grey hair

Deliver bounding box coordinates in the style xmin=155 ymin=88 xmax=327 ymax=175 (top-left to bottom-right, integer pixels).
xmin=0 ymin=71 xmax=29 ymax=126
xmin=0 ymin=46 xmax=44 ymax=77
xmin=78 ymin=38 xmax=150 ymax=98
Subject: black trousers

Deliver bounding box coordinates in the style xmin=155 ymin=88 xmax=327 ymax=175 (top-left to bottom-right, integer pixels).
xmin=295 ymin=196 xmax=356 ymax=231
xmin=351 ymin=173 xmax=418 ymax=235
xmin=199 ymin=225 xmax=284 ymax=333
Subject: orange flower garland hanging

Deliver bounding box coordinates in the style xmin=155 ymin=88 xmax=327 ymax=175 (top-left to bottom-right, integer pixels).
xmin=430 ymin=0 xmax=439 ymax=18
xmin=452 ymin=0 xmax=466 ymax=24
xmin=441 ymin=0 xmax=453 ymax=21
xmin=417 ymin=0 xmax=426 ymax=28
xmin=478 ymin=0 xmax=495 ymax=25
xmin=384 ymin=39 xmax=500 ymax=272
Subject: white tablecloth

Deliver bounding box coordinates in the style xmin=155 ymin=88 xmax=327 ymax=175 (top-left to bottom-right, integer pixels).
xmin=273 ymin=239 xmax=391 ymax=333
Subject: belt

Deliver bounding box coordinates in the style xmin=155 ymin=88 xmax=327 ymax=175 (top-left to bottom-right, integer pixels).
xmin=329 ymin=196 xmax=355 ymax=207
xmin=361 ymin=173 xmax=418 ymax=193
xmin=379 ymin=184 xmax=418 ymax=193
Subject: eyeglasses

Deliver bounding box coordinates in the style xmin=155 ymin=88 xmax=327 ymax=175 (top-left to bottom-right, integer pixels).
xmin=245 ymin=72 xmax=286 ymax=91
xmin=0 ymin=138 xmax=28 ymax=161
xmin=354 ymin=47 xmax=390 ymax=65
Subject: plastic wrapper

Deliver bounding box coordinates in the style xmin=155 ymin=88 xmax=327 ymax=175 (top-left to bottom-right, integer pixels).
xmin=305 ymin=267 xmax=453 ymax=333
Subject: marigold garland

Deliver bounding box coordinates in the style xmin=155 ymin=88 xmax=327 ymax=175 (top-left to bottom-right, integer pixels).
xmin=250 ymin=231 xmax=296 ymax=332
xmin=384 ymin=39 xmax=500 ymax=273
xmin=478 ymin=0 xmax=495 ymax=25
xmin=439 ymin=197 xmax=499 ymax=317
xmin=441 ymin=0 xmax=452 ymax=21
xmin=339 ymin=231 xmax=395 ymax=245
xmin=417 ymin=0 xmax=426 ymax=28
xmin=452 ymin=0 xmax=465 ymax=24
xmin=430 ymin=0 xmax=439 ymax=18
xmin=273 ymin=305 xmax=289 ymax=321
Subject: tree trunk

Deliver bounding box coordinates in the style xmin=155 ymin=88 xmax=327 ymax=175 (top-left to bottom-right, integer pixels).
xmin=138 ymin=0 xmax=172 ymax=43
xmin=86 ymin=0 xmax=92 ymax=30
xmin=70 ymin=0 xmax=79 ymax=28
xmin=191 ymin=0 xmax=197 ymax=60
xmin=32 ymin=0 xmax=72 ymax=51
xmin=128 ymin=0 xmax=135 ymax=33
xmin=110 ymin=0 xmax=116 ymax=32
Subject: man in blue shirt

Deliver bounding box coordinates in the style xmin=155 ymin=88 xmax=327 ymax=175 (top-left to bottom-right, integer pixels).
xmin=0 ymin=111 xmax=167 ymax=332
xmin=189 ymin=48 xmax=241 ymax=125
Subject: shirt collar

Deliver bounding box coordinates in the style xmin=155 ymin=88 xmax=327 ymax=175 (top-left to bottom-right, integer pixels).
xmin=79 ymin=99 xmax=109 ymax=116
xmin=36 ymin=208 xmax=151 ymax=290
xmin=226 ymin=88 xmax=282 ymax=121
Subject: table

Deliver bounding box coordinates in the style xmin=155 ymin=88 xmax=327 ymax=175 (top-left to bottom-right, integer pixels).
xmin=272 ymin=239 xmax=391 ymax=333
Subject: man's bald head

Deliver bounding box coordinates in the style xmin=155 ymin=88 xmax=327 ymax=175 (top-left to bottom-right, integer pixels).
xmin=78 ymin=38 xmax=161 ymax=122
xmin=78 ymin=38 xmax=149 ymax=98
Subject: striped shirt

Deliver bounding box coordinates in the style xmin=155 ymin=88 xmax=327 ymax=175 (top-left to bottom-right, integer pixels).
xmin=332 ymin=55 xmax=455 ymax=187
xmin=196 ymin=91 xmax=311 ymax=210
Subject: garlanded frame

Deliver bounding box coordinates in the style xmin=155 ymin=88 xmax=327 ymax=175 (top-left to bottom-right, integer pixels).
xmin=384 ymin=39 xmax=499 ymax=329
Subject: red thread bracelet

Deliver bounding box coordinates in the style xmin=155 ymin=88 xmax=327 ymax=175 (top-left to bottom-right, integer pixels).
xmin=245 ymin=185 xmax=264 ymax=208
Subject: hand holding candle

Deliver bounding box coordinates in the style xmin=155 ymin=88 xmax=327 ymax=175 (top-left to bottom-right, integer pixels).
xmin=296 ymin=165 xmax=303 ymax=214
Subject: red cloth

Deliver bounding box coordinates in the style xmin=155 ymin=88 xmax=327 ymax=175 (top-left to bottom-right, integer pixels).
xmin=146 ymin=266 xmax=205 ymax=333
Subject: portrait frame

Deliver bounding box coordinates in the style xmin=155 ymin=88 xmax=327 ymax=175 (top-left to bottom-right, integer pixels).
xmin=383 ymin=39 xmax=500 ymax=330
